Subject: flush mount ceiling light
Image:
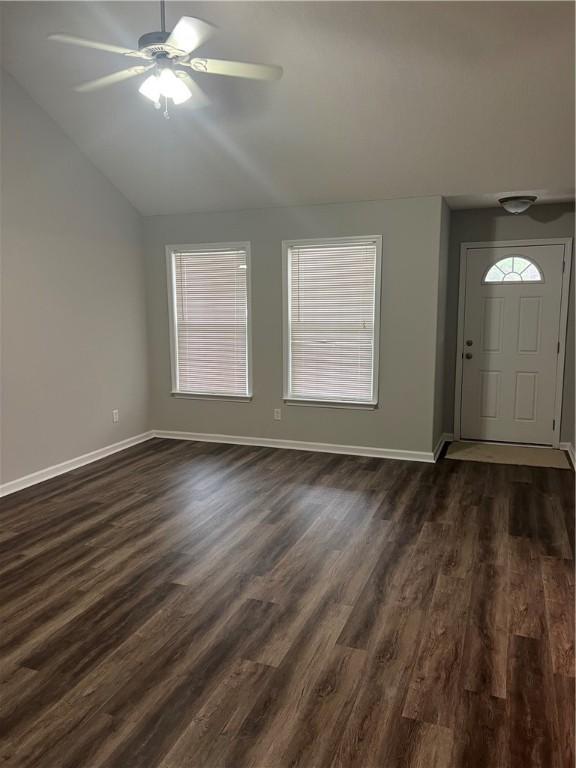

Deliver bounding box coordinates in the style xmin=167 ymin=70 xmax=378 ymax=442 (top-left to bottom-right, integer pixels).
xmin=49 ymin=0 xmax=283 ymax=118
xmin=498 ymin=195 xmax=538 ymax=214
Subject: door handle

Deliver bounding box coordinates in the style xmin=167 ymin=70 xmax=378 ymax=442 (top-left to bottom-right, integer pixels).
xmin=465 ymin=352 xmax=473 ymax=360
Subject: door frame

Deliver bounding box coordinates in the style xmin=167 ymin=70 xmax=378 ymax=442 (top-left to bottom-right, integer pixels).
xmin=453 ymin=237 xmax=573 ymax=448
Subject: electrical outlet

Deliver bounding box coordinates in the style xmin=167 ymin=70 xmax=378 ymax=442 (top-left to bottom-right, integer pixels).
xmin=273 ymin=408 xmax=282 ymax=421
xmin=112 ymin=409 xmax=119 ymax=423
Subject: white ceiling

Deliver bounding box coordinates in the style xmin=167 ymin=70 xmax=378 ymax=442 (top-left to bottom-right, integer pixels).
xmin=3 ymin=1 xmax=574 ymax=216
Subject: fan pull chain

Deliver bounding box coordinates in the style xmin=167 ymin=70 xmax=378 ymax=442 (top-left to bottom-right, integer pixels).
xmin=163 ymin=95 xmax=170 ymax=119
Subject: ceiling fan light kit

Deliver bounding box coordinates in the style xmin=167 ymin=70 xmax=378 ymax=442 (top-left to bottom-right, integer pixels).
xmin=139 ymin=68 xmax=192 ymax=108
xmin=49 ymin=0 xmax=283 ymax=119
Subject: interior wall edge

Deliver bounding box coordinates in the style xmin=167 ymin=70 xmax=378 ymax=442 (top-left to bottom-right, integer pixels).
xmin=559 ymin=441 xmax=576 ymax=468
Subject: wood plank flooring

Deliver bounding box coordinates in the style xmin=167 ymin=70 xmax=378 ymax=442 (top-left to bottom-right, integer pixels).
xmin=0 ymin=438 xmax=573 ymax=767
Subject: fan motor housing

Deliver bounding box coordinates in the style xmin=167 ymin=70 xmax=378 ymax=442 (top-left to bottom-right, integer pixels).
xmin=138 ymin=30 xmax=182 ymax=57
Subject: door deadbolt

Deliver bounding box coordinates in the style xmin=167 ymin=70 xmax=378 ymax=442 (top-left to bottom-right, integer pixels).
xmin=465 ymin=339 xmax=473 ymax=346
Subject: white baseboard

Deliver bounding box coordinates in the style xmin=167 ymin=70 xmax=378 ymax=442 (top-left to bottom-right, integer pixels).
xmin=0 ymin=431 xmax=155 ymax=497
xmin=153 ymin=430 xmax=438 ymax=463
xmin=0 ymin=427 xmax=457 ymax=499
xmin=559 ymin=442 xmax=575 ymax=468
xmin=433 ymin=433 xmax=454 ymax=462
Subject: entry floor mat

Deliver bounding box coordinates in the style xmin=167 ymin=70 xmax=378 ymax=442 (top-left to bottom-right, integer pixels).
xmin=446 ymin=441 xmax=571 ymax=470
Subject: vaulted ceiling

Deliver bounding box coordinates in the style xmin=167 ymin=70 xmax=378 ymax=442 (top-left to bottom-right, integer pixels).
xmin=3 ymin=1 xmax=574 ymax=215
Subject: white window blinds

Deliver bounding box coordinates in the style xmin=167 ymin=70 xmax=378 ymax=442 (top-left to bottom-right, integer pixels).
xmin=284 ymin=237 xmax=381 ymax=405
xmin=168 ymin=244 xmax=251 ymax=398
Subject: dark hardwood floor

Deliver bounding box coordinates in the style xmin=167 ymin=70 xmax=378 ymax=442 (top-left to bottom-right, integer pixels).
xmin=0 ymin=438 xmax=573 ymax=767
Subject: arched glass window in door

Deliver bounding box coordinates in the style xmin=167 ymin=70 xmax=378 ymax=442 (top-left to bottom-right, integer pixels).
xmin=483 ymin=256 xmax=543 ymax=284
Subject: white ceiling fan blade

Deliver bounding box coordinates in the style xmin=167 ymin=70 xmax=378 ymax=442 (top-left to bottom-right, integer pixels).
xmin=48 ymin=34 xmax=147 ymax=59
xmin=176 ymin=72 xmax=210 ymax=109
xmin=189 ymin=58 xmax=283 ymax=81
xmin=74 ymin=65 xmax=153 ymax=93
xmin=166 ymin=16 xmax=215 ymax=55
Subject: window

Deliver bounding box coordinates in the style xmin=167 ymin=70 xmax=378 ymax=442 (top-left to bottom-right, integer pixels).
xmin=283 ymin=236 xmax=382 ymax=406
xmin=167 ymin=243 xmax=251 ymax=398
xmin=483 ymin=256 xmax=543 ymax=284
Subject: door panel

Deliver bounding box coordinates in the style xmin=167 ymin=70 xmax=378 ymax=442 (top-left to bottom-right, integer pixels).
xmin=514 ymin=372 xmax=537 ymax=421
xmin=517 ymin=297 xmax=541 ymax=353
xmin=461 ymin=243 xmax=565 ymax=445
xmin=480 ymin=370 xmax=500 ymax=419
xmin=481 ymin=297 xmax=504 ymax=352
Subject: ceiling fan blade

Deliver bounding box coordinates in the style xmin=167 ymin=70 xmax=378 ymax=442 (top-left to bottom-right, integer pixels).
xmin=166 ymin=16 xmax=215 ymax=55
xmin=74 ymin=65 xmax=153 ymax=93
xmin=188 ymin=58 xmax=283 ymax=81
xmin=176 ymin=72 xmax=210 ymax=109
xmin=48 ymin=33 xmax=147 ymax=58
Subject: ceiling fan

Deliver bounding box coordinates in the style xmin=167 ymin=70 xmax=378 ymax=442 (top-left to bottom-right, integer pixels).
xmin=49 ymin=0 xmax=283 ymax=117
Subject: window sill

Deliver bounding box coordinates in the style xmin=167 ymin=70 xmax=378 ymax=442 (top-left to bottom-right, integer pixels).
xmin=171 ymin=391 xmax=252 ymax=403
xmin=283 ymin=398 xmax=377 ymax=411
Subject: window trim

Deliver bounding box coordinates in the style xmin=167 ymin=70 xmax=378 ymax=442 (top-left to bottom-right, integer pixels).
xmin=166 ymin=242 xmax=253 ymax=400
xmin=282 ymin=235 xmax=382 ymax=407
xmin=482 ymin=255 xmax=544 ymax=285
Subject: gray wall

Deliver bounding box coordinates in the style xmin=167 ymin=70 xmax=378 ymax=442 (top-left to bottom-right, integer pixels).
xmin=144 ymin=196 xmax=445 ymax=454
xmin=1 ymin=74 xmax=149 ymax=483
xmin=432 ymin=199 xmax=451 ymax=447
xmin=4 ymin=71 xmax=571 ymax=478
xmin=444 ymin=203 xmax=575 ymax=443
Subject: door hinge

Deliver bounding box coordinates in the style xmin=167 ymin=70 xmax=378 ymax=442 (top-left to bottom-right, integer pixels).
xmin=563 ymin=259 xmax=566 ymax=273
xmin=557 ymin=341 xmax=561 ymax=354
xmin=553 ymin=419 xmax=556 ymax=430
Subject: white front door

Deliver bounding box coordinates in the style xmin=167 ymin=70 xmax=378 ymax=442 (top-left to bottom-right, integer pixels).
xmin=460 ymin=242 xmax=568 ymax=445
